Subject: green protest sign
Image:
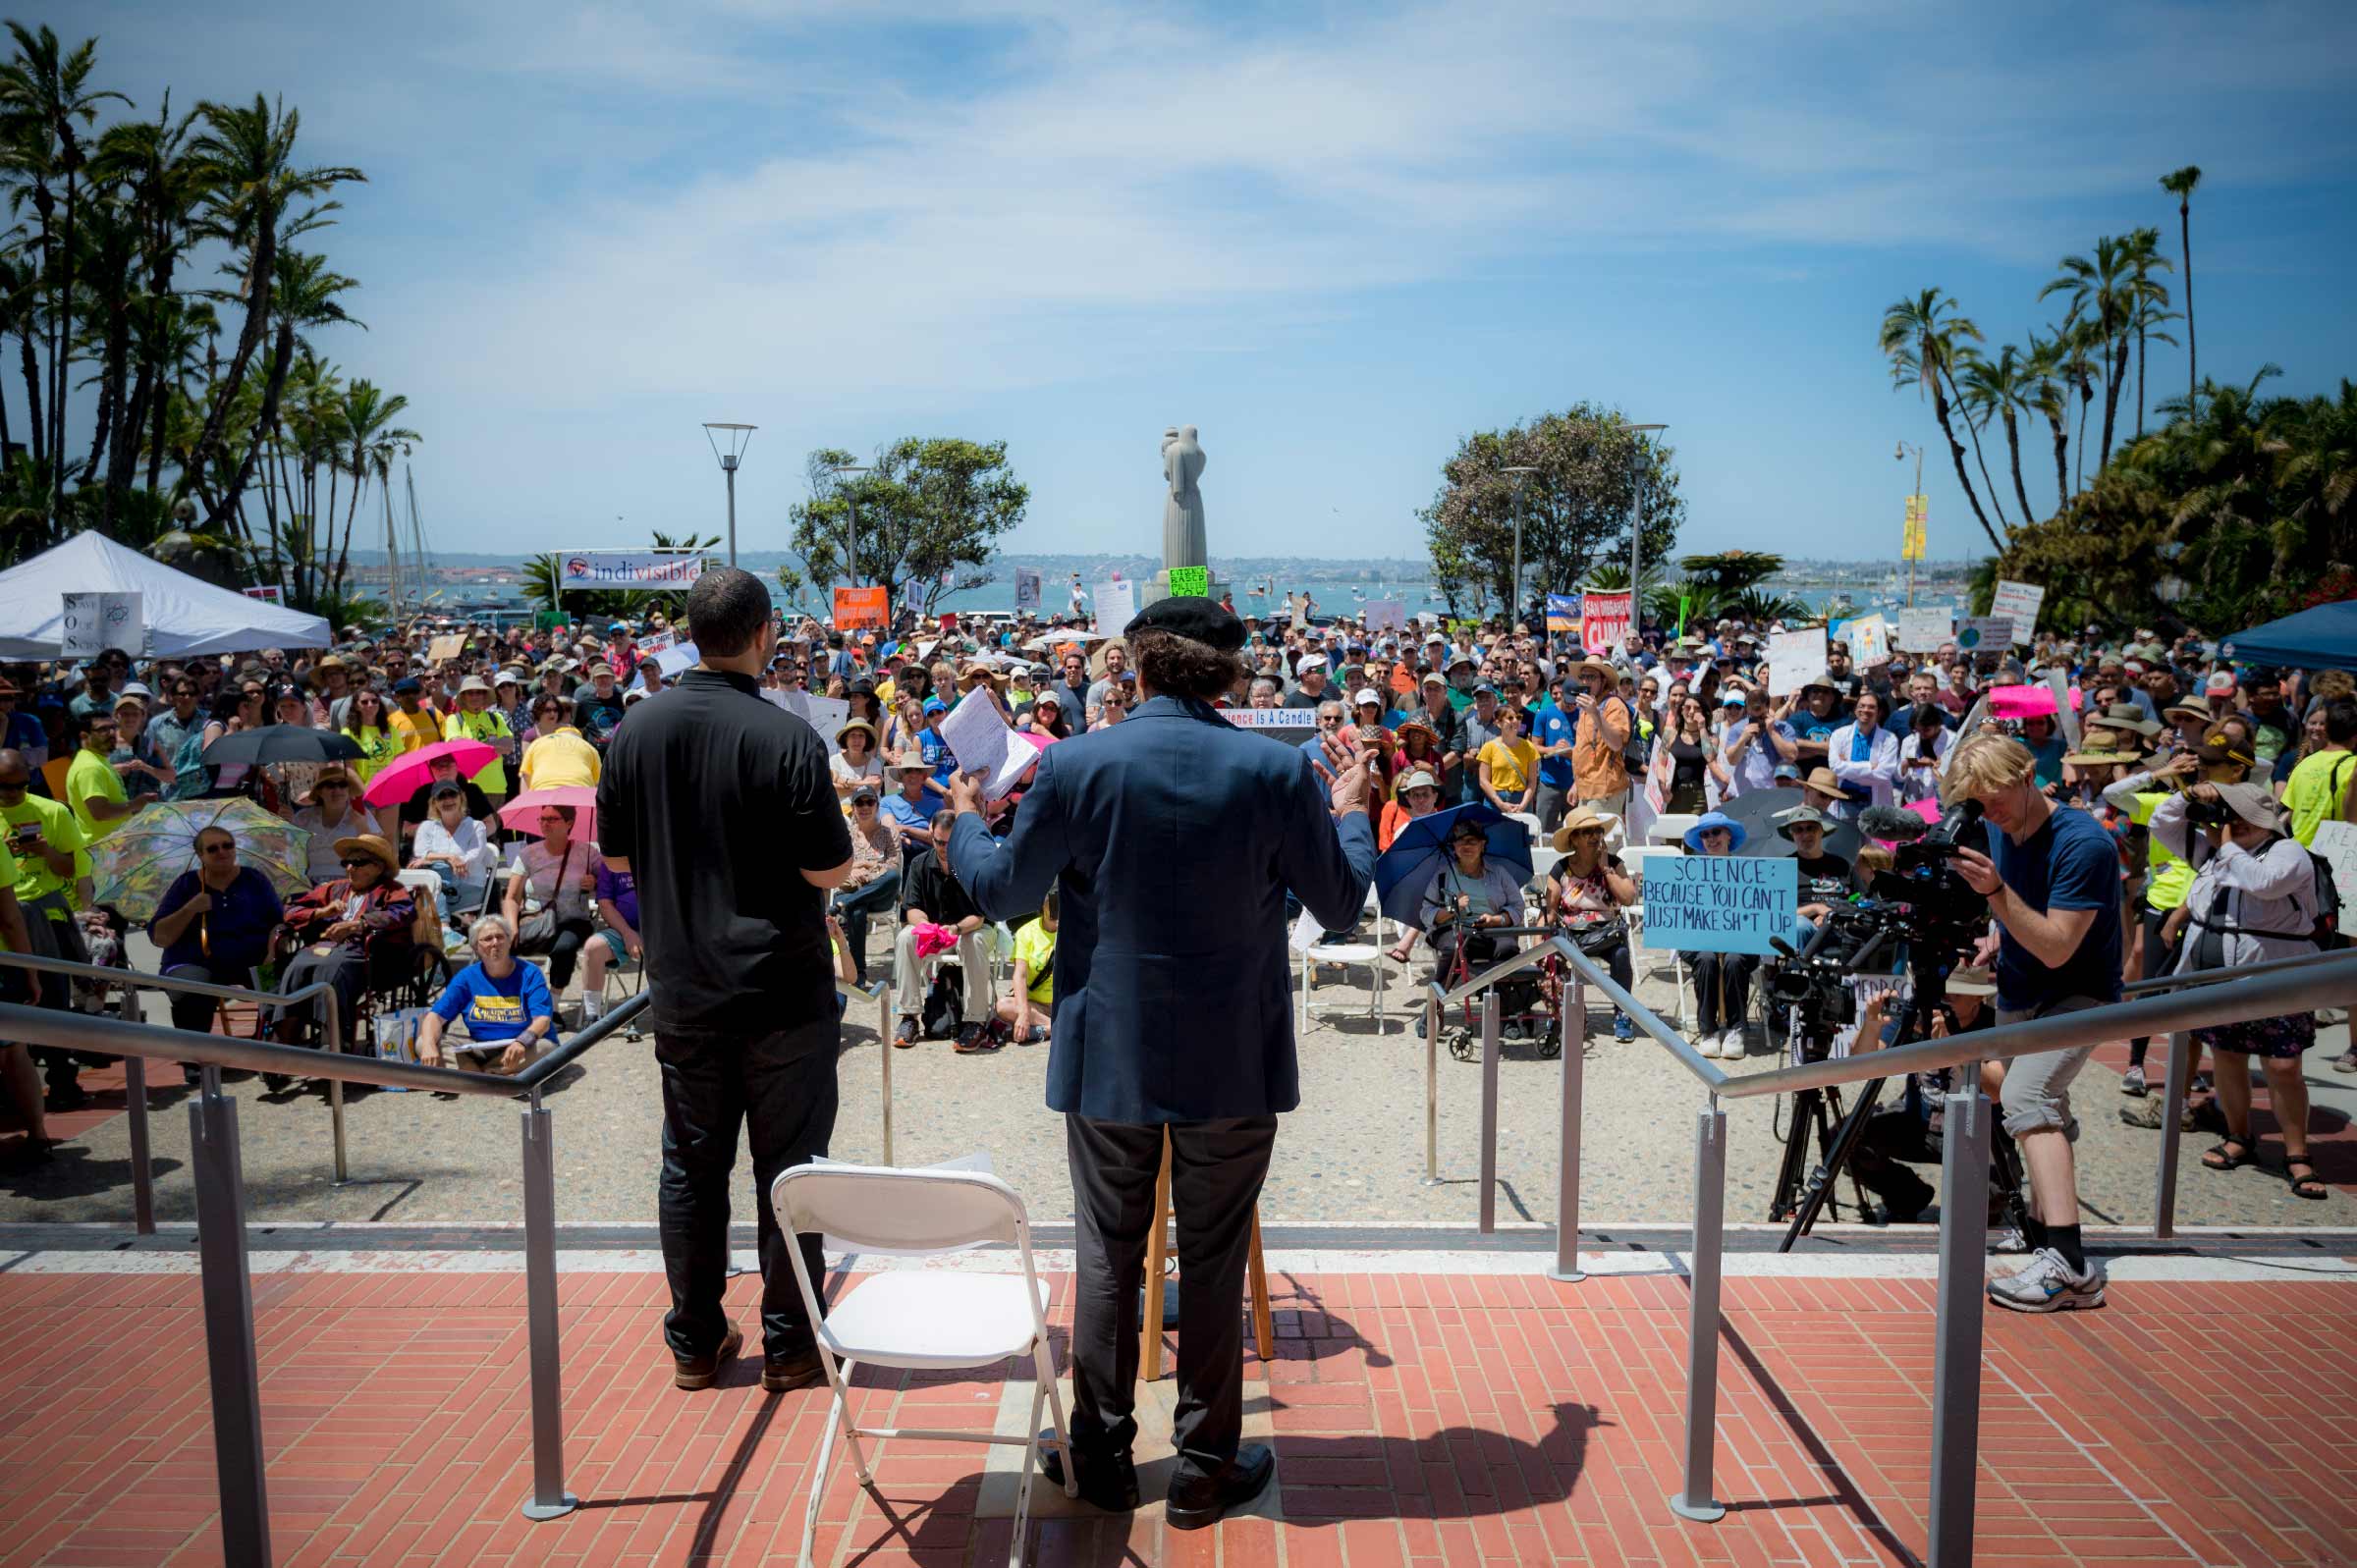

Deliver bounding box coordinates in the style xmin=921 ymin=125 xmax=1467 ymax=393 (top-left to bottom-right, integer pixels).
xmin=534 ymin=610 xmax=566 ymax=630
xmin=1168 ymin=566 xmax=1210 ymax=598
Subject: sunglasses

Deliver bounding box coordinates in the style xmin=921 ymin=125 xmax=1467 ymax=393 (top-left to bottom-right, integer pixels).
xmin=201 ymin=841 xmax=240 ymax=855
xmin=338 ymin=856 xmax=377 ymax=869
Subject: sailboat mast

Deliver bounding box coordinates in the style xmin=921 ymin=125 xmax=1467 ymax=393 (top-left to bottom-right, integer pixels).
xmin=383 ymin=470 xmax=402 ymax=610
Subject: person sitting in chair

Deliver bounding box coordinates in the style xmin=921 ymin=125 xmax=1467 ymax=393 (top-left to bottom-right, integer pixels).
xmin=1418 ymin=818 xmax=1522 ymax=990
xmin=408 ymin=783 xmax=497 ymax=941
xmin=149 ymin=824 xmax=286 ymax=1084
xmin=270 ymin=834 xmax=415 ymax=1089
xmin=1541 ymin=806 xmax=1638 ymax=1041
xmin=419 ymin=913 xmax=556 ymax=1075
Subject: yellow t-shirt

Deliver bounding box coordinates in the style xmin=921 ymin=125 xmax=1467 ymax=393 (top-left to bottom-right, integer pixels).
xmin=443 ymin=709 xmax=514 ymax=795
xmin=2284 ymin=749 xmax=2355 ymax=847
xmin=3 ymin=794 xmax=87 ymax=906
xmin=387 ymin=703 xmax=440 ymax=755
xmin=1478 ymin=737 xmax=1538 ymax=797
xmin=1014 ymin=919 xmax=1057 ymax=1004
xmin=0 ymin=837 xmax=15 ymax=948
xmin=2123 ymin=789 xmax=2193 ymax=911
xmin=520 ymin=729 xmax=601 ymax=790
xmin=343 ymin=725 xmax=403 ymax=783
xmin=66 ymin=747 xmax=131 ymax=845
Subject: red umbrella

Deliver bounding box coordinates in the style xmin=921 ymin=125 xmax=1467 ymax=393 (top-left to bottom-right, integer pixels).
xmin=501 ymin=785 xmax=599 ymax=844
xmin=360 ymin=738 xmax=500 ymax=807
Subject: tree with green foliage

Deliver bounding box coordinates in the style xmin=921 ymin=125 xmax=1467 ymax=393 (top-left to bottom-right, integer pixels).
xmin=787 ymin=437 xmax=1028 ymax=618
xmin=1420 ymin=406 xmax=1681 ymax=619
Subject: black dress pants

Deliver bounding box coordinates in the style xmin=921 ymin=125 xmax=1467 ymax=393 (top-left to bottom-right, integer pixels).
xmin=656 ymin=1017 xmax=839 ymax=1363
xmin=1066 ymin=1113 xmax=1276 ymax=1485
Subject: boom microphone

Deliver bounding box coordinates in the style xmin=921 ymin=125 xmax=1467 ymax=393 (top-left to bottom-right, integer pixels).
xmin=1858 ymin=805 xmax=1931 ymax=842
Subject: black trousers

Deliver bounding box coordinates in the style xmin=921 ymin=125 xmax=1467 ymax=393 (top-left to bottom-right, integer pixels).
xmin=1066 ymin=1113 xmax=1276 ymax=1484
xmin=656 ymin=1018 xmax=839 ymax=1363
xmin=1689 ymin=950 xmax=1759 ymax=1033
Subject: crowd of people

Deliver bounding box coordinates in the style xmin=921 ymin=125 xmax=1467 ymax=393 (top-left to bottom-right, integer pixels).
xmin=0 ymin=588 xmax=2349 ymax=1313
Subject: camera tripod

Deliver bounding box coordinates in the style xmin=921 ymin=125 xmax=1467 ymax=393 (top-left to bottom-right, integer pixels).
xmin=1766 ymin=1060 xmax=1876 ymax=1226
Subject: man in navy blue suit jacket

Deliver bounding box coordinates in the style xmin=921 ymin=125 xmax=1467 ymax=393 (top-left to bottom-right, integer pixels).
xmin=948 ymin=595 xmax=1376 ymax=1530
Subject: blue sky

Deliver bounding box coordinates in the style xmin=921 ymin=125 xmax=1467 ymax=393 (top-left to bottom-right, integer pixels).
xmin=51 ymin=0 xmax=2357 ymax=568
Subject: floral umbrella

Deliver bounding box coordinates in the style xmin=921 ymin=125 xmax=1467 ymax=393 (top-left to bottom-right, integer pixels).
xmin=87 ymin=797 xmax=313 ymax=921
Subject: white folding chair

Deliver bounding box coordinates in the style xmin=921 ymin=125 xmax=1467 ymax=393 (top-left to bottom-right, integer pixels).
xmin=1288 ymin=906 xmax=1388 ymax=1029
xmin=1621 ymin=842 xmax=1689 ymax=1028
xmin=772 ymin=1163 xmax=1075 ymax=1568
xmin=1647 ymin=812 xmax=1700 ymax=847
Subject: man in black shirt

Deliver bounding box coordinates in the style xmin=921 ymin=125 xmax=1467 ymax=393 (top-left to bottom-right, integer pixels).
xmin=892 ymin=811 xmax=995 ymax=1049
xmin=597 ymin=568 xmax=853 ymax=1394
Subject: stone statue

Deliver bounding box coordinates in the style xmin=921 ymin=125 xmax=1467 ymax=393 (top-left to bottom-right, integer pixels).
xmin=1160 ymin=424 xmax=1207 ymax=569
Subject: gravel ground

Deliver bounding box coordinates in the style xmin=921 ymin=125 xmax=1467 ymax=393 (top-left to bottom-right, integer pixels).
xmin=7 ymin=937 xmax=2349 ymax=1233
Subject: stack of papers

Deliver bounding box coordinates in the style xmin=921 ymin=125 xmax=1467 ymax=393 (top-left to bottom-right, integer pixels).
xmin=941 ymin=691 xmax=1039 ymax=800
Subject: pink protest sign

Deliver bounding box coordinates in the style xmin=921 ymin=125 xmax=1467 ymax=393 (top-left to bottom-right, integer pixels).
xmin=1987 ymin=684 xmax=2083 ymax=720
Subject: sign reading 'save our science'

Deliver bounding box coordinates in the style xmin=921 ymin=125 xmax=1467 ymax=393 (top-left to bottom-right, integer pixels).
xmin=559 ymin=550 xmax=702 ymax=589
xmin=1641 ymin=854 xmax=1797 ymax=957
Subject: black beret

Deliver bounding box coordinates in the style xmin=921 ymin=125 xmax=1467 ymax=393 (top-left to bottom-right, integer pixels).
xmin=1126 ymin=596 xmax=1245 ymax=653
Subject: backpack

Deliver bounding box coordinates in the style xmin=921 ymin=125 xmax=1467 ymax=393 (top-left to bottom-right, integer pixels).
xmin=921 ymin=966 xmax=965 ymax=1038
xmin=2193 ymin=833 xmax=2342 ymax=949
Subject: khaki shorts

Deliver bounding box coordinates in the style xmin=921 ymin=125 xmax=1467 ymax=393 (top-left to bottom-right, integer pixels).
xmin=1996 ymin=996 xmax=2110 ymax=1141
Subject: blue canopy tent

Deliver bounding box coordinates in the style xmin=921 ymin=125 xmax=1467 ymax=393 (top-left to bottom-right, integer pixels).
xmin=2223 ymin=600 xmax=2357 ymax=674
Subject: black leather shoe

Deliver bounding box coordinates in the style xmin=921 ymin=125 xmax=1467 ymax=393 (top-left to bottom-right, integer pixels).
xmin=673 ymin=1323 xmax=741 ymax=1390
xmin=1038 ymin=1433 xmax=1139 ymax=1512
xmin=1166 ymin=1444 xmax=1274 ymax=1532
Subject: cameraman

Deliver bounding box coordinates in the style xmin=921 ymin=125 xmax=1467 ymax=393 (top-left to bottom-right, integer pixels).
xmin=2154 ymin=783 xmax=2326 ymax=1199
xmin=1946 ymin=732 xmax=2118 ymax=1314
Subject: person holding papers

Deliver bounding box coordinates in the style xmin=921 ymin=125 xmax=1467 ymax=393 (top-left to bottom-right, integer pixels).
xmin=944 ymin=596 xmax=1376 ymax=1533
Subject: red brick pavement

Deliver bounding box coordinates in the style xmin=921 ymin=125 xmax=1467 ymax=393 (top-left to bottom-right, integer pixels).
xmin=1 ymin=1264 xmax=2353 ymax=1567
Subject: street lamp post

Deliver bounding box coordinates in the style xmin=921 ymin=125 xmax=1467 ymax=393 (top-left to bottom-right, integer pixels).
xmin=1501 ymin=466 xmax=1539 ymax=624
xmin=701 ymin=423 xmax=757 ymax=568
xmin=1625 ymin=424 xmax=1667 ymax=630
xmin=827 ymin=463 xmax=871 ymax=592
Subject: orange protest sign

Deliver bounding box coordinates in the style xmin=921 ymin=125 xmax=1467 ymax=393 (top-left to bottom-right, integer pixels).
xmin=833 ymin=586 xmax=889 ymax=630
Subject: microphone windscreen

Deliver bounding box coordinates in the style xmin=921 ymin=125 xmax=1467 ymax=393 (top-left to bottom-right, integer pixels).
xmin=1859 ymin=805 xmax=1931 ymax=842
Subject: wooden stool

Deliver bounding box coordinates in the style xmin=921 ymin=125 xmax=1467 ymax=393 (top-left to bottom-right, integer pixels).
xmin=1140 ymin=1127 xmax=1275 ymax=1380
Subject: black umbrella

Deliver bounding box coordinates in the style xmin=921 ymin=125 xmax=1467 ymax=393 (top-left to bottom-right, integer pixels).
xmin=1717 ymin=786 xmax=1863 ymax=862
xmin=199 ymin=726 xmax=366 ymax=768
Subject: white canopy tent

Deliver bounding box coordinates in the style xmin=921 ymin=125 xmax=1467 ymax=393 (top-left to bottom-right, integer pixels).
xmin=0 ymin=531 xmax=331 ymax=659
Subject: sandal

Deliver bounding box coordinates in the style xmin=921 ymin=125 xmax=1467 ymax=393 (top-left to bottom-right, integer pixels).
xmin=2284 ymin=1156 xmax=2329 ymax=1201
xmin=2201 ymin=1136 xmax=2258 ymax=1172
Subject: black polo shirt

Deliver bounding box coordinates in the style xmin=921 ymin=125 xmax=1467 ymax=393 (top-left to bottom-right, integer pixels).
xmin=598 ymin=669 xmax=851 ymax=1043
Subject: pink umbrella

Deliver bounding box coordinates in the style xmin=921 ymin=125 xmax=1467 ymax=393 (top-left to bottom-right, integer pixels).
xmin=501 ymin=786 xmax=599 ymax=844
xmin=361 ymin=738 xmax=500 ymax=807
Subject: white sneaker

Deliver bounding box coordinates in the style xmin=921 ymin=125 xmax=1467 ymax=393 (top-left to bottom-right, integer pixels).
xmin=1721 ymin=1027 xmax=1746 ymax=1059
xmin=580 ymin=993 xmax=605 ymax=1024
xmin=1988 ymin=1247 xmax=2107 ymax=1313
xmin=1692 ymin=1031 xmax=1721 ymax=1058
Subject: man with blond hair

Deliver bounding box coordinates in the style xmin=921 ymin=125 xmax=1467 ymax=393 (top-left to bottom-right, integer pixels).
xmin=1946 ymin=732 xmax=2118 ymax=1313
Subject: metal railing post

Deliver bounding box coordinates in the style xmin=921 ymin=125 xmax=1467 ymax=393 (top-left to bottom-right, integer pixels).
xmin=519 ymin=1088 xmax=576 ymax=1521
xmin=1478 ymin=989 xmax=1501 ymax=1233
xmin=2153 ymin=1029 xmax=2190 ymax=1239
xmin=121 ymin=982 xmax=155 ymax=1235
xmin=326 ymin=996 xmax=350 ymax=1186
xmin=190 ymin=1067 xmax=271 ymax=1565
xmin=1670 ymin=1098 xmax=1727 ymax=1524
xmin=1550 ymin=977 xmax=1585 ymax=1283
xmin=1928 ymin=1084 xmax=1991 ymax=1566
xmin=878 ymin=986 xmax=894 ymax=1165
xmin=1422 ymin=991 xmax=1440 ymax=1184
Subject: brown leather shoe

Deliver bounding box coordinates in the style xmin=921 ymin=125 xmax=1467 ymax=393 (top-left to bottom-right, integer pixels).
xmin=761 ymin=1349 xmax=825 ymax=1393
xmin=674 ymin=1323 xmax=742 ymax=1390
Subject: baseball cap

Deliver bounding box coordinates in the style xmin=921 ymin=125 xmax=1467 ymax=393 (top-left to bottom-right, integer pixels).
xmin=1296 ymin=653 xmax=1328 ymax=673
xmin=1351 ymin=687 xmax=1381 ymax=707
xmin=2204 ymin=670 xmax=2236 ymax=696
xmin=2195 ymin=729 xmax=2254 ymax=771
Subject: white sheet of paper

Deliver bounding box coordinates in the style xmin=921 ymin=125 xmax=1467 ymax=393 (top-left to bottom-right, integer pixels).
xmin=941 ymin=689 xmax=1040 ymax=800
xmin=1767 ymin=627 xmax=1827 ymax=697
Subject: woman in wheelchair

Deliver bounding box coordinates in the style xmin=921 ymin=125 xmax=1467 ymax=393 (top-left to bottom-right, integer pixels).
xmin=418 ymin=914 xmax=554 ymax=1075
xmin=268 ymin=834 xmax=415 ymax=1085
xmin=1540 ymin=807 xmax=1638 ymax=1041
xmin=1419 ymin=818 xmax=1525 ymax=982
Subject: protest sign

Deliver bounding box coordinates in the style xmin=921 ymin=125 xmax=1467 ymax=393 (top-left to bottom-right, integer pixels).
xmin=1989 ymin=579 xmax=2045 ymax=643
xmin=61 ymin=592 xmax=145 ymax=659
xmin=1580 ymin=591 xmax=1630 ymax=656
xmin=1896 ymin=607 xmax=1953 ymax=651
xmin=1167 ymin=566 xmax=1210 ymax=598
xmin=803 ymin=694 xmax=850 ymax=750
xmin=941 ymin=690 xmax=1039 ymax=800
xmin=1641 ymin=854 xmax=1796 ymax=957
xmin=651 ymin=640 xmax=700 ymax=677
xmin=1847 ymin=613 xmax=1891 ymax=668
xmin=833 ymin=585 xmax=889 ymax=630
xmin=1013 ymin=568 xmax=1042 ymax=612
xmin=425 ymin=632 xmax=468 ymax=664
xmin=242 ymin=584 xmax=286 ymax=606
xmin=1955 ymin=617 xmax=2012 ymax=654
xmin=1222 ymin=708 xmax=1318 ymax=739
xmin=532 ymin=610 xmax=566 ymax=631
xmin=1545 ymin=594 xmax=1580 ymax=633
xmin=1363 ymin=599 xmax=1406 ymax=633
xmin=1766 ymin=626 xmax=1827 ymax=696
xmin=559 ymin=550 xmax=702 ymax=590
xmin=1094 ymin=579 xmax=1136 ymax=633
xmin=2315 ymin=824 xmax=2357 ymax=923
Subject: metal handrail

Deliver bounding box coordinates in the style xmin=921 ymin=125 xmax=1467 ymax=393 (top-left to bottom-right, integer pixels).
xmin=2120 ymin=943 xmax=2348 ymax=995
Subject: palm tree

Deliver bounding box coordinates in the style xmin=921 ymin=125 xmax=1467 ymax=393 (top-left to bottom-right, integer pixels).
xmin=215 ymin=245 xmax=360 ymax=556
xmin=2022 ymin=332 xmax=2074 ymax=514
xmin=0 ymin=22 xmax=129 ymax=519
xmin=176 ymin=93 xmax=362 ymax=525
xmin=2040 ymin=235 xmax=2141 ymax=470
xmin=2120 ymin=228 xmax=2178 ymax=441
xmin=2056 ymin=312 xmax=2106 ymax=495
xmin=2159 ymin=166 xmax=2202 ymax=413
xmin=90 ymin=94 xmax=207 ymax=507
xmin=329 ymin=378 xmax=415 ymax=599
xmin=1880 ymin=289 xmax=2005 ymax=551
xmin=1957 ymin=344 xmax=2039 ymax=524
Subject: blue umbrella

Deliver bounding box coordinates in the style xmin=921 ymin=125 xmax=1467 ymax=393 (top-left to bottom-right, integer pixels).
xmin=1375 ymin=802 xmax=1535 ymax=926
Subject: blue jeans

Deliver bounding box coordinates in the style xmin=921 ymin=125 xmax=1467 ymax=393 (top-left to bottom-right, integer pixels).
xmin=831 ymin=870 xmax=902 ymax=984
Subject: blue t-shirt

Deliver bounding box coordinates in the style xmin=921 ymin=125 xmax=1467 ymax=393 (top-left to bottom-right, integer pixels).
xmin=1529 ymin=706 xmax=1576 ymax=788
xmin=151 ymin=867 xmax=285 ymax=978
xmin=1989 ymin=803 xmax=2122 ymax=1014
xmin=881 ymin=788 xmax=940 ymax=833
xmin=431 ymin=960 xmax=555 ymax=1044
xmin=2022 ymin=730 xmax=2067 ymax=789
